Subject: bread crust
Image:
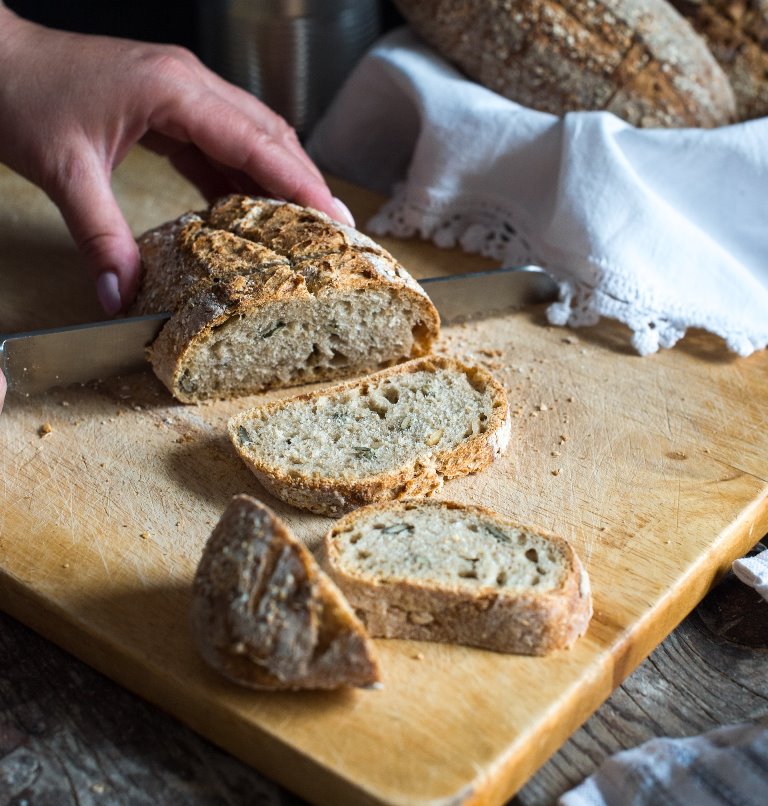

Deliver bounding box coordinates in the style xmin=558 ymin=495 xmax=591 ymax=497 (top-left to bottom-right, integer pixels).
xmin=131 ymin=195 xmax=440 ymax=403
xmin=669 ymin=0 xmax=768 ymax=120
xmin=395 ymin=0 xmax=736 ymax=127
xmin=190 ymin=494 xmax=380 ymax=690
xmin=323 ymin=500 xmax=593 ymax=655
xmin=228 ymin=356 xmax=511 ymax=517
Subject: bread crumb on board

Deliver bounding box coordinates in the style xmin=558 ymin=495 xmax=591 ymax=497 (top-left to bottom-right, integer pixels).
xmin=38 ymin=422 xmax=53 ymax=437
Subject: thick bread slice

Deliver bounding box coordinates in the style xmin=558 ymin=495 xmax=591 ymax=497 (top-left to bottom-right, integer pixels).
xmin=190 ymin=494 xmax=380 ymax=690
xmin=130 ymin=195 xmax=440 ymax=403
xmin=394 ymin=0 xmax=736 ymax=128
xmin=323 ymin=500 xmax=592 ymax=655
xmin=228 ymin=356 xmax=511 ymax=517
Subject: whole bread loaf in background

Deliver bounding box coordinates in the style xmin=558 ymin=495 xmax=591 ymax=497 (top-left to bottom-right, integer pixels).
xmin=191 ymin=494 xmax=380 ymax=690
xmin=394 ymin=0 xmax=737 ymax=127
xmin=669 ymin=0 xmax=768 ymax=120
xmin=130 ymin=195 xmax=440 ymax=403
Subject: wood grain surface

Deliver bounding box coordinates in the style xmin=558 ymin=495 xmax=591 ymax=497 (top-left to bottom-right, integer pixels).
xmin=1 ymin=147 xmax=767 ymax=805
xmin=2 ymin=555 xmax=766 ymax=805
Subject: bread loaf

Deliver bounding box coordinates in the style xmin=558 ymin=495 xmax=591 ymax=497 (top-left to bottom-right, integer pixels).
xmin=190 ymin=494 xmax=380 ymax=690
xmin=322 ymin=500 xmax=592 ymax=655
xmin=228 ymin=356 xmax=511 ymax=517
xmin=669 ymin=0 xmax=768 ymax=120
xmin=131 ymin=195 xmax=440 ymax=403
xmin=394 ymin=0 xmax=736 ymax=127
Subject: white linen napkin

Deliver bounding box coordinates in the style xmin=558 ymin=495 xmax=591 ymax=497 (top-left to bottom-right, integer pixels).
xmin=559 ymin=717 xmax=768 ymax=806
xmin=309 ymin=29 xmax=768 ymax=357
xmin=733 ymin=549 xmax=768 ymax=602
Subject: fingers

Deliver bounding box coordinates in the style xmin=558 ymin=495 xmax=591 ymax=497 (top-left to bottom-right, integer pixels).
xmin=150 ymin=90 xmax=354 ymax=226
xmin=142 ymin=135 xmax=235 ymax=201
xmin=47 ymin=150 xmax=141 ymax=314
xmin=0 ymin=367 xmax=6 ymax=416
xmin=187 ymin=64 xmax=328 ymax=184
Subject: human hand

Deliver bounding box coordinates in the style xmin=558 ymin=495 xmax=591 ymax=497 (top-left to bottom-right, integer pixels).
xmin=0 ymin=6 xmax=353 ymax=315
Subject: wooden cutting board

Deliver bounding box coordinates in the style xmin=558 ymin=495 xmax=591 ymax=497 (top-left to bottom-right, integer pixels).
xmin=1 ymin=148 xmax=767 ymax=806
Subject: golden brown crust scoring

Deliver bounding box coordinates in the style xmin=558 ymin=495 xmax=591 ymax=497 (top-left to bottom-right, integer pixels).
xmin=190 ymin=494 xmax=381 ymax=690
xmin=131 ymin=195 xmax=440 ymax=403
xmin=227 ymin=356 xmax=511 ymax=518
xmin=323 ymin=500 xmax=593 ymax=655
xmin=394 ymin=0 xmax=736 ymax=127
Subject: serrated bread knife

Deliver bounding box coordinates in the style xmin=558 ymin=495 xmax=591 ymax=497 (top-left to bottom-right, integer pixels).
xmin=0 ymin=266 xmax=558 ymax=395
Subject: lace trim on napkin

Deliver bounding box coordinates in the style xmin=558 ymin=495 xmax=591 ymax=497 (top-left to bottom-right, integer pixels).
xmin=368 ymin=189 xmax=765 ymax=357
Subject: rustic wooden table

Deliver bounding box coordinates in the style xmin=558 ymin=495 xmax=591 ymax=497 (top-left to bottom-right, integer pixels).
xmin=2 ymin=562 xmax=766 ymax=805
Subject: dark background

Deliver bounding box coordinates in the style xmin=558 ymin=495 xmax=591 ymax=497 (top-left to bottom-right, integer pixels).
xmin=3 ymin=1 xmax=404 ymax=56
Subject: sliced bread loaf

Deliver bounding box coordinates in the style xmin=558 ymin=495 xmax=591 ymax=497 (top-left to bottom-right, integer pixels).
xmin=190 ymin=494 xmax=380 ymax=690
xmin=228 ymin=357 xmax=511 ymax=517
xmin=131 ymin=195 xmax=440 ymax=403
xmin=323 ymin=500 xmax=592 ymax=655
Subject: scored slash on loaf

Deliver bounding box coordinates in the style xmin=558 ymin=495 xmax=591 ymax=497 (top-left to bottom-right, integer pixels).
xmin=228 ymin=356 xmax=511 ymax=517
xmin=322 ymin=500 xmax=593 ymax=655
xmin=130 ymin=195 xmax=440 ymax=403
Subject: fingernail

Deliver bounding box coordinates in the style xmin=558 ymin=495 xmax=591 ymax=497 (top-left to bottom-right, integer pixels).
xmin=332 ymin=197 xmax=356 ymax=228
xmin=97 ymin=271 xmax=122 ymax=316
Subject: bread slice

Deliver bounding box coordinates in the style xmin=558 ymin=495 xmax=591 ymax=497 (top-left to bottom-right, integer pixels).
xmin=394 ymin=0 xmax=736 ymax=128
xmin=228 ymin=356 xmax=511 ymax=517
xmin=190 ymin=494 xmax=380 ymax=690
xmin=322 ymin=500 xmax=592 ymax=655
xmin=130 ymin=195 xmax=440 ymax=403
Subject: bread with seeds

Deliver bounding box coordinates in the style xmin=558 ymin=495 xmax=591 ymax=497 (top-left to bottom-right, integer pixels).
xmin=322 ymin=500 xmax=592 ymax=655
xmin=394 ymin=0 xmax=736 ymax=128
xmin=191 ymin=494 xmax=380 ymax=690
xmin=130 ymin=195 xmax=440 ymax=403
xmin=228 ymin=356 xmax=511 ymax=517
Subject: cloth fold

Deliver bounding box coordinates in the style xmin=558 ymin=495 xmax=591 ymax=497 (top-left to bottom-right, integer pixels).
xmin=559 ymin=717 xmax=768 ymax=806
xmin=309 ymin=29 xmax=768 ymax=356
xmin=733 ymin=548 xmax=768 ymax=602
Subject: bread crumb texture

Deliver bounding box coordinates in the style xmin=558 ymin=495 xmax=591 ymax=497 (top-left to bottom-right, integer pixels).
xmin=228 ymin=356 xmax=511 ymax=516
xmin=324 ymin=500 xmax=593 ymax=654
xmin=190 ymin=494 xmax=380 ymax=690
xmin=332 ymin=504 xmax=567 ymax=591
xmin=131 ymin=195 xmax=439 ymax=403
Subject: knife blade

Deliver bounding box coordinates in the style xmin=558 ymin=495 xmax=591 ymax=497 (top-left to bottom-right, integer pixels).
xmin=0 ymin=266 xmax=558 ymax=395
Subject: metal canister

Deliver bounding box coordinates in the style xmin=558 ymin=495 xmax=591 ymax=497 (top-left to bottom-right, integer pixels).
xmin=197 ymin=0 xmax=381 ymax=136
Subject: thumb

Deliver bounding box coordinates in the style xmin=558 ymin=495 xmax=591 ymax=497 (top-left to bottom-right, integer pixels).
xmin=48 ymin=155 xmax=140 ymax=315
